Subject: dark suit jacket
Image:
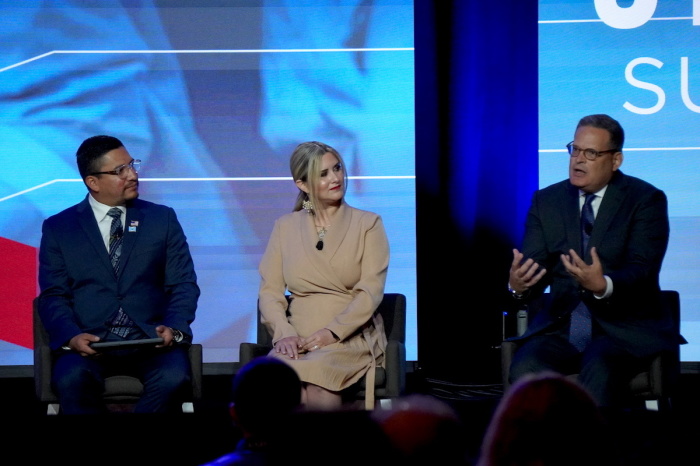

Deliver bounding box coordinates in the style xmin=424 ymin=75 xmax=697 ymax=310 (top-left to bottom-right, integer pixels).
xmin=514 ymin=170 xmax=678 ymax=358
xmin=38 ymin=195 xmax=199 ymax=351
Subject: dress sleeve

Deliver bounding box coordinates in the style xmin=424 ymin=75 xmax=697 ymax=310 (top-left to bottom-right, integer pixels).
xmin=258 ymin=218 xmax=298 ymax=343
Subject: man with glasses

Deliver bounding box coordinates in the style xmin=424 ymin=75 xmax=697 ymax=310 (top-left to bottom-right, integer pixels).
xmin=37 ymin=135 xmax=199 ymax=414
xmin=506 ymin=114 xmax=680 ymax=410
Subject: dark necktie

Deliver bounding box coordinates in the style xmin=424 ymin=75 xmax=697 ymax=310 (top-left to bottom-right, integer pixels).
xmin=106 ymin=208 xmax=135 ymax=337
xmin=581 ymin=192 xmax=595 ymax=254
xmin=107 ymin=207 xmax=123 ymax=273
xmin=569 ymin=193 xmax=595 ymax=352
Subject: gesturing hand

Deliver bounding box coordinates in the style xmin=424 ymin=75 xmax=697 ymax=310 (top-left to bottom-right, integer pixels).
xmin=509 ymin=248 xmax=546 ymax=295
xmin=560 ymin=247 xmax=606 ymax=295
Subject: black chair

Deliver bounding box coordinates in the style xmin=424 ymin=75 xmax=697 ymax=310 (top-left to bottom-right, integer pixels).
xmin=501 ymin=290 xmax=683 ymax=411
xmin=239 ymin=292 xmax=407 ymax=408
xmin=33 ymin=297 xmax=203 ymax=414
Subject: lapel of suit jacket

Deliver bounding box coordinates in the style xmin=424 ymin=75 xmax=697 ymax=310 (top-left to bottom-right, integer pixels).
xmin=118 ymin=200 xmax=144 ymax=276
xmin=76 ymin=196 xmax=114 ymax=276
xmin=588 ymin=171 xmax=626 ymax=256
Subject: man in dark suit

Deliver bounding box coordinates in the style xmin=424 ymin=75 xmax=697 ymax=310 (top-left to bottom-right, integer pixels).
xmin=507 ymin=114 xmax=679 ymax=408
xmin=38 ymin=135 xmax=199 ymax=414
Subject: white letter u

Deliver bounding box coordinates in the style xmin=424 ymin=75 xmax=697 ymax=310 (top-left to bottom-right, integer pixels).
xmin=594 ymin=0 xmax=657 ymax=29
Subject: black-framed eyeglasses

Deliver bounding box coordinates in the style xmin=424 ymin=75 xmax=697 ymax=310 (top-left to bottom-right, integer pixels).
xmin=89 ymin=159 xmax=141 ymax=179
xmin=566 ymin=142 xmax=617 ymax=161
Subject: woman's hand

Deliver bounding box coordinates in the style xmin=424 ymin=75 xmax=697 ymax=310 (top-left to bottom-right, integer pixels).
xmin=299 ymin=328 xmax=337 ymax=353
xmin=274 ymin=336 xmax=303 ymax=359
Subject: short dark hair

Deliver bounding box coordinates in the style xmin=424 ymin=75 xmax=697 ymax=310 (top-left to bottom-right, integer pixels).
xmin=576 ymin=114 xmax=624 ymax=151
xmin=76 ymin=135 xmax=124 ymax=179
xmin=232 ymin=357 xmax=301 ymax=436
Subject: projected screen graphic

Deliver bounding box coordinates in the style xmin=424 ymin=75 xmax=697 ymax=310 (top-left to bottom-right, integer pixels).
xmin=539 ymin=1 xmax=700 ymax=360
xmin=0 ymin=1 xmax=416 ymax=365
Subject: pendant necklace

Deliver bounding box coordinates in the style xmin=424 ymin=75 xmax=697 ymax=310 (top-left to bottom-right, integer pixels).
xmin=316 ymin=225 xmax=329 ymax=250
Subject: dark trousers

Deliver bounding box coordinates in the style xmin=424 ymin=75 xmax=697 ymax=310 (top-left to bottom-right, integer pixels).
xmin=52 ymin=344 xmax=191 ymax=414
xmin=509 ymin=332 xmax=651 ymax=408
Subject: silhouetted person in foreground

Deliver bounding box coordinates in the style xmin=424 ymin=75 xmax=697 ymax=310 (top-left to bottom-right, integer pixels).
xmin=270 ymin=408 xmax=398 ymax=466
xmin=200 ymin=356 xmax=302 ymax=465
xmin=477 ymin=371 xmax=621 ymax=466
xmin=372 ymin=393 xmax=470 ymax=465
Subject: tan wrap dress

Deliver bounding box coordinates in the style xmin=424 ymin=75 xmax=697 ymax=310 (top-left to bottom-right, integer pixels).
xmin=258 ymin=201 xmax=389 ymax=409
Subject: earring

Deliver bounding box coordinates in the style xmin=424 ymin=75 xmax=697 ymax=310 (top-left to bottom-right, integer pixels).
xmin=302 ymin=199 xmax=314 ymax=213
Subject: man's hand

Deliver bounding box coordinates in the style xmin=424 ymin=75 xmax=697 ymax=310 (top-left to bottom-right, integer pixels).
xmin=156 ymin=325 xmax=176 ymax=347
xmin=560 ymin=247 xmax=607 ymax=295
xmin=67 ymin=333 xmax=100 ymax=356
xmin=509 ymin=248 xmax=547 ymax=295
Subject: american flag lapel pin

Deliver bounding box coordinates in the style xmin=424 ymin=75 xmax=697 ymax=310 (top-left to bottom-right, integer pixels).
xmin=128 ymin=220 xmax=139 ymax=233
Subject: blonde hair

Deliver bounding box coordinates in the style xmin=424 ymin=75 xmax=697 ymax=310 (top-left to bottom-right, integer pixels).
xmin=289 ymin=141 xmax=348 ymax=213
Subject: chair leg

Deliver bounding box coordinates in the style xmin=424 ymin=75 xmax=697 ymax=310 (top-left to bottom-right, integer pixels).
xmin=379 ymin=398 xmax=393 ymax=410
xmin=47 ymin=403 xmax=60 ymax=415
xmin=644 ymin=399 xmax=659 ymax=411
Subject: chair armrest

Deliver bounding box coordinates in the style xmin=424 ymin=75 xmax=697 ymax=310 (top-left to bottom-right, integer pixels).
xmin=239 ymin=342 xmax=272 ymax=366
xmin=383 ymin=340 xmax=406 ymax=398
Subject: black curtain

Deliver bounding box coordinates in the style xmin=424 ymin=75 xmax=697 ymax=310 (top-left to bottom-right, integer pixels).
xmin=414 ymin=0 xmax=539 ymax=384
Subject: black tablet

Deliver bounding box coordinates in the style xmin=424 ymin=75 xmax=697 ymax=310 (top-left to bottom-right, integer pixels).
xmin=90 ymin=337 xmax=164 ymax=350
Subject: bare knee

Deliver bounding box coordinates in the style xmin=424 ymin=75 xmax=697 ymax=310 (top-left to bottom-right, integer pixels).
xmin=303 ymin=383 xmax=342 ymax=411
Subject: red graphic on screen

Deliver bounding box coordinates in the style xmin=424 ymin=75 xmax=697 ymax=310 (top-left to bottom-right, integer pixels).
xmin=0 ymin=237 xmax=37 ymax=348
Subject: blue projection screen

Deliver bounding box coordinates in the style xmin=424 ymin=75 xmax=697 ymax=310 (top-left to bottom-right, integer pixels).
xmin=539 ymin=0 xmax=700 ymax=361
xmin=0 ymin=1 xmax=416 ymax=366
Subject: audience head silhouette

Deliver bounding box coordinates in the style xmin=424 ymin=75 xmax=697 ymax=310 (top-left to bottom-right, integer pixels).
xmin=372 ymin=393 xmax=470 ymax=465
xmin=199 ymin=356 xmax=302 ymax=465
xmin=477 ymin=371 xmax=620 ymax=466
xmin=271 ymin=409 xmax=398 ymax=465
xmin=230 ymin=356 xmax=302 ymax=440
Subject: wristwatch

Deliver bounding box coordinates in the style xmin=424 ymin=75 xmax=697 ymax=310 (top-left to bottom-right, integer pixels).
xmin=508 ymin=285 xmax=524 ymax=299
xmin=169 ymin=327 xmax=184 ymax=343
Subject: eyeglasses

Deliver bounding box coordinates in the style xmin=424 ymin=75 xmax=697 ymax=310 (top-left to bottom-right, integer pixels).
xmin=566 ymin=142 xmax=617 ymax=161
xmin=90 ymin=159 xmax=141 ymax=179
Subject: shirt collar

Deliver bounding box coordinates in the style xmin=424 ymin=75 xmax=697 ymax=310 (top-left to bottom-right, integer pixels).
xmin=88 ymin=194 xmax=124 ymax=221
xmin=579 ymin=185 xmax=608 ymax=199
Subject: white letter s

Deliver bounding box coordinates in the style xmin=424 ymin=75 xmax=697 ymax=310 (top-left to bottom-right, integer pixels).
xmin=624 ymin=57 xmax=665 ymax=115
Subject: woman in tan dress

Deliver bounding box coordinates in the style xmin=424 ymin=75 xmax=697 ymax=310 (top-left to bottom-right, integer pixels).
xmin=258 ymin=141 xmax=390 ymax=410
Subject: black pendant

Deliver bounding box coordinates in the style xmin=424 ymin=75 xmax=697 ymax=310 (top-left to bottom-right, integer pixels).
xmin=316 ymin=240 xmax=324 ymax=250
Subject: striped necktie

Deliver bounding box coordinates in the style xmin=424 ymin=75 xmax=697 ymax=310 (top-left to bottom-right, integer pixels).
xmin=106 ymin=207 xmax=135 ymax=337
xmin=107 ymin=207 xmax=123 ymax=273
